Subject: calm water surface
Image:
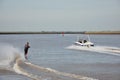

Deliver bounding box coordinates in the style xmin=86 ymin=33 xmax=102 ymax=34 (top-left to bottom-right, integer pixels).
xmin=0 ymin=34 xmax=120 ymax=80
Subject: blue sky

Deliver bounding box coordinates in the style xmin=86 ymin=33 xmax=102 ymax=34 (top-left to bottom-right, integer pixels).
xmin=0 ymin=0 xmax=120 ymax=32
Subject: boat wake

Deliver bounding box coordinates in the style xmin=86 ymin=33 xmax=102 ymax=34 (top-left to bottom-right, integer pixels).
xmin=66 ymin=45 xmax=120 ymax=56
xmin=0 ymin=44 xmax=98 ymax=80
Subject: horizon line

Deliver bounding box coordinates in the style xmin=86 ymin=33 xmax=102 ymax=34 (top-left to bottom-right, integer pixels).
xmin=0 ymin=31 xmax=120 ymax=34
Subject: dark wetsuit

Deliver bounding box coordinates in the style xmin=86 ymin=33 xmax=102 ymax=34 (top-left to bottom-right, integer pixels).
xmin=24 ymin=44 xmax=30 ymax=57
xmin=24 ymin=46 xmax=30 ymax=55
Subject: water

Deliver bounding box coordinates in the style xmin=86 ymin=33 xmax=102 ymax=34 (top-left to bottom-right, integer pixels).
xmin=0 ymin=34 xmax=120 ymax=80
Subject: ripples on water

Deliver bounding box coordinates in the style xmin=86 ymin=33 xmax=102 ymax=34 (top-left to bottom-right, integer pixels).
xmin=0 ymin=34 xmax=120 ymax=80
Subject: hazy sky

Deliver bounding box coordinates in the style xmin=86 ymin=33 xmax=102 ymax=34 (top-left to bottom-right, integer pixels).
xmin=0 ymin=0 xmax=120 ymax=32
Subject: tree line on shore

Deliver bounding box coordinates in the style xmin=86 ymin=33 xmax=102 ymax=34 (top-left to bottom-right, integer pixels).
xmin=0 ymin=31 xmax=120 ymax=34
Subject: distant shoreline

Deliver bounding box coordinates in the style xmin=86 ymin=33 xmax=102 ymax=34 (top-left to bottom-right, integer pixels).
xmin=85 ymin=31 xmax=120 ymax=34
xmin=0 ymin=31 xmax=120 ymax=34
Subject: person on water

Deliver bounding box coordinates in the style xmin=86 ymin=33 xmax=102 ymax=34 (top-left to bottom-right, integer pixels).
xmin=24 ymin=42 xmax=30 ymax=59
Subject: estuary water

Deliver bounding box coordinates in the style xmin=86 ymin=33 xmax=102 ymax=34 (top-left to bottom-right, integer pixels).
xmin=0 ymin=34 xmax=120 ymax=80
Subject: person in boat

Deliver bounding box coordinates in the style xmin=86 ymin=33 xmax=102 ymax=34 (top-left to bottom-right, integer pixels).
xmin=78 ymin=39 xmax=82 ymax=43
xmin=24 ymin=42 xmax=30 ymax=59
xmin=84 ymin=40 xmax=87 ymax=43
xmin=78 ymin=39 xmax=87 ymax=43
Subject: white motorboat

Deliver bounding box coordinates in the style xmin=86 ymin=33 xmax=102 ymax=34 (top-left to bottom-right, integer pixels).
xmin=74 ymin=35 xmax=94 ymax=47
